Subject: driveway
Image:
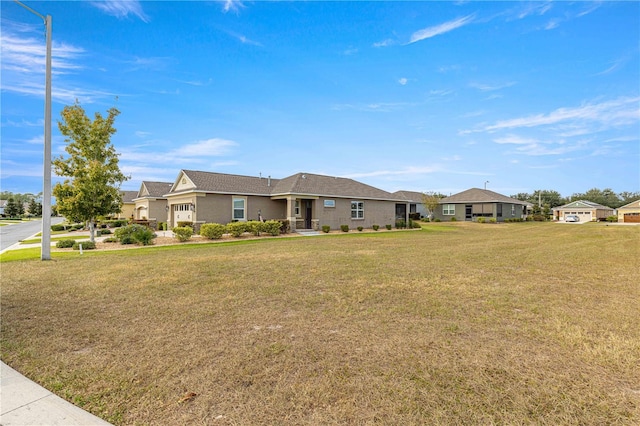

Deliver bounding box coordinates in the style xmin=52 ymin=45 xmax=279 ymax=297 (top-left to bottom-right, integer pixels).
xmin=0 ymin=217 xmax=64 ymax=252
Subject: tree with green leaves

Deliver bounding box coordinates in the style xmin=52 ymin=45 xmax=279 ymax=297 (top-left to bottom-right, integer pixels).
xmin=422 ymin=192 xmax=444 ymax=220
xmin=4 ymin=198 xmax=20 ymax=217
xmin=28 ymin=199 xmax=43 ymax=217
xmin=53 ymin=102 xmax=128 ymax=242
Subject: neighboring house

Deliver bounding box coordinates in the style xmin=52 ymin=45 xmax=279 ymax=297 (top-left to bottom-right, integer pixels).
xmin=617 ymin=199 xmax=640 ymax=223
xmin=164 ymin=170 xmax=408 ymax=231
xmin=393 ymin=191 xmax=429 ymax=219
xmin=115 ymin=191 xmax=138 ymax=219
xmin=133 ymin=181 xmax=172 ymax=221
xmin=0 ymin=200 xmax=6 ymax=215
xmin=552 ymin=200 xmax=614 ymax=222
xmin=434 ymin=188 xmax=530 ymax=222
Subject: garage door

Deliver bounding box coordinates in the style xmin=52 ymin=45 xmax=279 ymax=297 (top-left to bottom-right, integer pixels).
xmin=624 ymin=213 xmax=640 ymax=223
xmin=577 ymin=211 xmax=592 ymax=221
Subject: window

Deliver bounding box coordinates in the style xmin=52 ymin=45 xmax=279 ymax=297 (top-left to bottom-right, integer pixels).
xmin=443 ymin=204 xmax=455 ymax=215
xmin=497 ymin=204 xmax=502 ymax=218
xmin=294 ymin=200 xmax=300 ymax=216
xmin=511 ymin=204 xmax=515 ymax=216
xmin=174 ymin=203 xmax=191 ymax=211
xmin=324 ymin=199 xmax=335 ymax=208
xmin=351 ymin=201 xmax=364 ymax=219
xmin=233 ymin=197 xmax=246 ymax=221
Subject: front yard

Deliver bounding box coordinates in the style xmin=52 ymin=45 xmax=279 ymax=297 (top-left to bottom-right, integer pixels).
xmin=1 ymin=222 xmax=638 ymax=425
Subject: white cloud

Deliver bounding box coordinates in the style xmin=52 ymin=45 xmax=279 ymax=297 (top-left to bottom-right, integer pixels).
xmin=398 ymin=78 xmax=408 ymax=86
xmin=223 ymin=0 xmax=245 ymax=13
xmin=343 ymin=48 xmax=359 ymax=56
xmin=469 ymin=81 xmax=516 ymax=92
xmin=344 ymin=166 xmax=441 ymax=179
xmin=470 ymin=97 xmax=640 ymax=134
xmin=173 ymin=138 xmax=237 ymax=157
xmin=409 ymin=15 xmax=475 ymax=44
xmin=91 ymin=1 xmax=149 ymax=23
xmin=373 ymin=39 xmax=395 ymax=48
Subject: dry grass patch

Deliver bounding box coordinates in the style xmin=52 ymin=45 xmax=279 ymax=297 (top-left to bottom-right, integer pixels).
xmin=1 ymin=222 xmax=639 ymax=425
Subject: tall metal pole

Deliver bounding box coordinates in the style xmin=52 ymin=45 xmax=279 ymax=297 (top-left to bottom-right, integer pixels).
xmin=14 ymin=1 xmax=52 ymax=260
xmin=42 ymin=14 xmax=52 ymax=260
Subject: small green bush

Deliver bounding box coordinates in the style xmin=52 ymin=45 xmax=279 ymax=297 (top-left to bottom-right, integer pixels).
xmin=385 ymin=224 xmax=392 ymax=230
xmin=72 ymin=241 xmax=96 ymax=250
xmin=340 ymin=225 xmax=349 ymax=232
xmin=177 ymin=221 xmax=193 ymax=228
xmin=477 ymin=217 xmax=486 ymax=223
xmin=200 ymin=223 xmax=226 ymax=239
xmin=173 ymin=226 xmax=193 ymax=242
xmin=606 ymin=215 xmax=618 ymax=223
xmin=434 ymin=218 xmax=441 ymax=222
xmin=115 ymin=224 xmax=156 ymax=245
xmin=372 ymin=224 xmax=379 ymax=231
xmin=263 ymin=220 xmax=282 ymax=236
xmin=489 ymin=218 xmax=497 ymax=223
xmin=450 ymin=217 xmax=457 ymax=222
xmin=322 ymin=225 xmax=331 ymax=233
xmin=357 ymin=226 xmax=363 ymax=232
xmin=103 ymin=237 xmax=118 ymax=243
xmin=395 ymin=220 xmax=406 ymax=229
xmin=51 ymin=224 xmax=67 ymax=232
xmin=226 ymin=221 xmax=247 ymax=237
xmin=245 ymin=220 xmax=265 ymax=236
xmin=55 ymin=239 xmax=76 ymax=248
xmin=98 ymin=228 xmax=112 ymax=235
xmin=409 ymin=219 xmax=422 ymax=228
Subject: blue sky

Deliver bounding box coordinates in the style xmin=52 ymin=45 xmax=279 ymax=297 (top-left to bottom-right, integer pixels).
xmin=2 ymin=1 xmax=639 ymax=198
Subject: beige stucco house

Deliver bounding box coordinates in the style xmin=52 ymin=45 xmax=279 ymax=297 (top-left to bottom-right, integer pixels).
xmin=552 ymin=200 xmax=614 ymax=222
xmin=133 ymin=181 xmax=172 ymax=221
xmin=616 ymin=199 xmax=640 ymax=223
xmin=433 ymin=188 xmax=530 ymax=222
xmin=115 ymin=191 xmax=138 ymax=219
xmin=163 ymin=170 xmax=408 ymax=232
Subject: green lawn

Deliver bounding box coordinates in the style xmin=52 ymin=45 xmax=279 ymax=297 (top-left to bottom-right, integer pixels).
xmin=1 ymin=222 xmax=638 ymax=425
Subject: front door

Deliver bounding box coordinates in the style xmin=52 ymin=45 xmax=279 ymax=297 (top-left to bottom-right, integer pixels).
xmin=305 ymin=201 xmax=312 ymax=229
xmin=465 ymin=205 xmax=472 ymax=221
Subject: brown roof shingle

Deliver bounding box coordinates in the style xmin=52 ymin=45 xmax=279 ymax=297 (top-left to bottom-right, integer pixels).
xmin=271 ymin=173 xmax=404 ymax=200
xmin=441 ymin=188 xmax=529 ymax=205
xmin=141 ymin=181 xmax=173 ymax=198
xmin=181 ymin=170 xmax=280 ymax=195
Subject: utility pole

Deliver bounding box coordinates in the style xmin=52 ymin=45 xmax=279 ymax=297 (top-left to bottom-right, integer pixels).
xmin=14 ymin=1 xmax=52 ymax=260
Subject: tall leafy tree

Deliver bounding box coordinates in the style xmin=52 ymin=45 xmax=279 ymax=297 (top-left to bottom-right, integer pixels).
xmin=4 ymin=198 xmax=20 ymax=217
xmin=28 ymin=199 xmax=43 ymax=217
xmin=53 ymin=103 xmax=128 ymax=242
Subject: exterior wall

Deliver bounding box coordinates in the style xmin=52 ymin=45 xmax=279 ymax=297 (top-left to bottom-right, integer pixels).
xmin=434 ymin=202 xmax=525 ymax=222
xmin=148 ymin=199 xmax=168 ymax=222
xmin=555 ymin=208 xmax=613 ymax=222
xmin=316 ymin=197 xmax=396 ymax=230
xmin=618 ymin=201 xmax=640 ymax=222
xmin=117 ymin=203 xmax=135 ymax=220
xmin=135 ymin=199 xmax=150 ymax=220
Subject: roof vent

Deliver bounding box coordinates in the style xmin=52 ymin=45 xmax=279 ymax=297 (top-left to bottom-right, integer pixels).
xmin=302 ymin=174 xmax=306 ymax=179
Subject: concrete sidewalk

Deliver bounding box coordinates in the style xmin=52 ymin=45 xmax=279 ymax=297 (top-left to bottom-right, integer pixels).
xmin=0 ymin=362 xmax=112 ymax=425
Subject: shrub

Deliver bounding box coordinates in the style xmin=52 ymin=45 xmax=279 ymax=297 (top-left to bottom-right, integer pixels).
xmin=357 ymin=226 xmax=363 ymax=232
xmin=173 ymin=226 xmax=193 ymax=242
xmin=98 ymin=228 xmax=112 ymax=235
xmin=274 ymin=220 xmax=290 ymax=234
xmin=385 ymin=224 xmax=392 ymax=230
xmin=372 ymin=224 xmax=379 ymax=231
xmin=226 ymin=221 xmax=247 ymax=237
xmin=409 ymin=219 xmax=422 ymax=229
xmin=489 ymin=218 xmax=497 ymax=223
xmin=245 ymin=220 xmax=266 ymax=236
xmin=55 ymin=239 xmax=76 ymax=248
xmin=263 ymin=220 xmax=282 ymax=236
xmin=115 ymin=224 xmax=156 ymax=245
xmin=532 ymin=214 xmax=546 ymax=222
xmin=51 ymin=224 xmax=67 ymax=232
xmin=72 ymin=241 xmax=96 ymax=250
xmin=103 ymin=237 xmax=118 ymax=243
xmin=434 ymin=218 xmax=441 ymax=222
xmin=477 ymin=217 xmax=486 ymax=223
xmin=606 ymin=215 xmax=618 ymax=223
xmin=340 ymin=225 xmax=349 ymax=232
xmin=200 ymin=223 xmax=226 ymax=239
xmin=177 ymin=221 xmax=193 ymax=228
xmin=450 ymin=217 xmax=457 ymax=222
xmin=395 ymin=220 xmax=406 ymax=229
xmin=409 ymin=212 xmax=421 ymax=220
xmin=322 ymin=225 xmax=331 ymax=233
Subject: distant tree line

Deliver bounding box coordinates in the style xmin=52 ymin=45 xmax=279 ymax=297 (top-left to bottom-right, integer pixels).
xmin=511 ymin=188 xmax=640 ymax=210
xmin=1 ymin=192 xmax=44 ymax=217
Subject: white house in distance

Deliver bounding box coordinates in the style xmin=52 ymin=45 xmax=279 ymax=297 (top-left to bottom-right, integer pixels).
xmin=552 ymin=200 xmax=614 ymax=222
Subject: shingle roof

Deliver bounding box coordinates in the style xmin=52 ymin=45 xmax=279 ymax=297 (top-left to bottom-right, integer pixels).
xmin=270 ymin=173 xmax=404 ymax=201
xmin=121 ymin=191 xmax=138 ymax=203
xmin=440 ymin=188 xmax=529 ymax=205
xmin=180 ymin=170 xmax=280 ymax=195
xmin=618 ymin=199 xmax=640 ymax=210
xmin=140 ymin=181 xmax=172 ymax=198
xmin=393 ymin=190 xmax=425 ymax=203
xmin=554 ymin=200 xmax=612 ymax=210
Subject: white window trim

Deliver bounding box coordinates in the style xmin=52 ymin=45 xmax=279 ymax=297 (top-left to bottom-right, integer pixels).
xmin=443 ymin=204 xmax=455 ymax=215
xmin=232 ymin=196 xmax=247 ymax=221
xmin=351 ymin=200 xmax=364 ymax=220
xmin=294 ymin=200 xmax=300 ymax=217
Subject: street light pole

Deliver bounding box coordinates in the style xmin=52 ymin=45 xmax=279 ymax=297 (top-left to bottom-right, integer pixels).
xmin=484 ymin=181 xmax=489 ymax=190
xmin=14 ymin=1 xmax=52 ymax=260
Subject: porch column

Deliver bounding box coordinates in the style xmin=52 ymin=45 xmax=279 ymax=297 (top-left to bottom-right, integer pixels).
xmin=286 ymin=196 xmax=297 ymax=231
xmin=406 ymin=202 xmax=410 ymax=226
